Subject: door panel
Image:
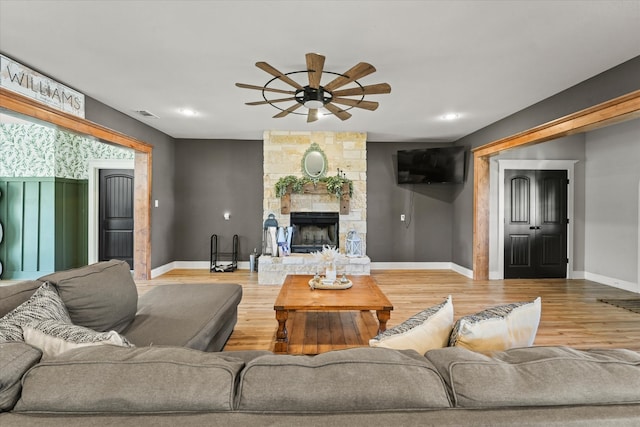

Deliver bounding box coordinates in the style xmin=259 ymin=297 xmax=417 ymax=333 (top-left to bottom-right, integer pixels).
xmin=508 ymin=234 xmax=532 ymax=267
xmin=504 ymin=169 xmax=567 ymax=278
xmin=99 ymin=170 xmax=134 ymax=269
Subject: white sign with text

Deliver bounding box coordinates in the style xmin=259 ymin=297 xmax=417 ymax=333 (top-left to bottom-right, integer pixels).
xmin=1 ymin=54 xmax=85 ymax=118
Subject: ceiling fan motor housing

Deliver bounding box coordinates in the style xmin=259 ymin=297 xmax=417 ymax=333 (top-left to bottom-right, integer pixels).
xmin=296 ymin=86 xmax=332 ymax=109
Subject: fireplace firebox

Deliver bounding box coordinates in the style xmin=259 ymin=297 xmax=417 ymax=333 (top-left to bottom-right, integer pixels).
xmin=290 ymin=212 xmax=339 ymax=253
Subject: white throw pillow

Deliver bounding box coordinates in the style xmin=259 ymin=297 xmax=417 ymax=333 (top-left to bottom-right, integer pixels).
xmin=22 ymin=319 xmax=134 ymax=358
xmin=449 ymin=297 xmax=541 ymax=354
xmin=369 ymin=296 xmax=453 ymax=354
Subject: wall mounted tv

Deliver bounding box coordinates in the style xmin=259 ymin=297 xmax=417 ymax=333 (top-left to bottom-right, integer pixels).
xmin=397 ymin=146 xmax=467 ymax=184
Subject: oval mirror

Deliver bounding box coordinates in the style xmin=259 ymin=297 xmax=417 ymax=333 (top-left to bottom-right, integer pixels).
xmin=302 ymin=143 xmax=328 ymax=179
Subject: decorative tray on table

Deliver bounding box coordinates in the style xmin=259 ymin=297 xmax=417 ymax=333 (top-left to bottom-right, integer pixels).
xmin=309 ymin=277 xmax=352 ymax=290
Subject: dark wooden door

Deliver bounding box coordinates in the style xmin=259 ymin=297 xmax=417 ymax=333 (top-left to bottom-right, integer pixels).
xmin=504 ymin=169 xmax=567 ymax=278
xmin=99 ymin=169 xmax=134 ymax=269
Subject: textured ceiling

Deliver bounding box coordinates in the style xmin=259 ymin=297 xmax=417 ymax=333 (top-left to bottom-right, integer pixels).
xmin=1 ymin=0 xmax=639 ymax=142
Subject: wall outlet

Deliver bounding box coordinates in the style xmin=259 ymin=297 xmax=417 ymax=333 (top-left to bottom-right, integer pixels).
xmin=400 ymin=214 xmax=405 ymax=222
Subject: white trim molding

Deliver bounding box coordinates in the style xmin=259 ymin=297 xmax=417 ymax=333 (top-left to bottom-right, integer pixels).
xmin=492 ymin=159 xmax=578 ymax=280
xmin=87 ymin=159 xmax=135 ymax=265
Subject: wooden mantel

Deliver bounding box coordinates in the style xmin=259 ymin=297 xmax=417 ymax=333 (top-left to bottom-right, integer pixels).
xmin=281 ymin=182 xmax=350 ymax=214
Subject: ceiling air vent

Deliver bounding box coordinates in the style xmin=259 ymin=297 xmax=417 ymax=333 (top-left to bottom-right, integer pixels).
xmin=134 ymin=110 xmax=159 ymax=119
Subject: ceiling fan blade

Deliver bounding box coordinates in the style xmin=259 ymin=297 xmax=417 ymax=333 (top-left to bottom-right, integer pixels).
xmin=236 ymin=83 xmax=296 ymax=95
xmin=256 ymin=61 xmax=303 ymax=90
xmin=273 ymin=103 xmax=303 ymax=118
xmin=332 ymin=83 xmax=392 ymax=97
xmin=332 ymin=97 xmax=379 ymax=111
xmin=323 ymin=62 xmax=376 ymax=92
xmin=245 ymin=97 xmax=296 ymax=106
xmin=307 ymin=109 xmax=319 ymax=123
xmin=324 ymin=103 xmax=352 ymax=121
xmin=306 ymin=53 xmax=325 ymax=89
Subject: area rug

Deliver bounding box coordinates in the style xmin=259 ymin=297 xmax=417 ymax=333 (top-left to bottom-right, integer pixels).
xmin=598 ymin=299 xmax=640 ymax=314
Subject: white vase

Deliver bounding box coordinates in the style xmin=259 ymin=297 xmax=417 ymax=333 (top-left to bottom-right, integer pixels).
xmin=325 ymin=264 xmax=337 ymax=281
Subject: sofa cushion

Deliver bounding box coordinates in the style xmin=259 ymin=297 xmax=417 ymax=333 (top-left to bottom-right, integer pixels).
xmin=122 ymin=283 xmax=242 ymax=351
xmin=370 ymin=295 xmax=453 ymax=354
xmin=449 ymin=297 xmax=541 ymax=354
xmin=236 ymin=347 xmax=451 ymax=412
xmin=0 ymin=283 xmax=71 ymax=342
xmin=0 ymin=342 xmax=42 ymax=412
xmin=40 ymin=260 xmax=138 ymax=333
xmin=425 ymin=346 xmax=640 ymax=408
xmin=0 ymin=280 xmax=42 ymax=317
xmin=14 ymin=346 xmax=245 ymax=413
xmin=22 ymin=319 xmax=134 ymax=358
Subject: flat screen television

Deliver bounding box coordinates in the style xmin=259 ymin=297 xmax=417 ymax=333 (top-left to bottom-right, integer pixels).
xmin=397 ymin=146 xmax=467 ymax=184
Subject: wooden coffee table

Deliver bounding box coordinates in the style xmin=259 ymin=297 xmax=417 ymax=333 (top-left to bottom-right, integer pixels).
xmin=273 ymin=274 xmax=393 ymax=354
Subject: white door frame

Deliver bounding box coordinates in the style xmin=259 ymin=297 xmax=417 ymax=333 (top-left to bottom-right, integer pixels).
xmin=490 ymin=159 xmax=578 ymax=280
xmin=87 ymin=159 xmax=135 ymax=265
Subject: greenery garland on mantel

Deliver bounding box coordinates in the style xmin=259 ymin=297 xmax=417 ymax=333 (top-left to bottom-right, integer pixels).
xmin=275 ymin=175 xmax=353 ymax=198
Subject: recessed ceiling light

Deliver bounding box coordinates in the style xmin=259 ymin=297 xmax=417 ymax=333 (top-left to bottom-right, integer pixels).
xmin=179 ymin=108 xmax=197 ymax=117
xmin=441 ymin=113 xmax=460 ymax=121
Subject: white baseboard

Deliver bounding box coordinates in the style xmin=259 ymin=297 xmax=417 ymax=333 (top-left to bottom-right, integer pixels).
xmin=150 ymin=262 xmax=176 ymax=278
xmin=370 ymin=262 xmax=473 ymax=278
xmin=151 ymin=261 xmax=251 ymax=278
xmin=451 ymin=263 xmax=474 ymax=278
xmin=152 ymin=261 xmax=474 ymax=278
xmin=370 ymin=262 xmax=452 ymax=270
xmin=583 ymin=272 xmax=639 ymax=294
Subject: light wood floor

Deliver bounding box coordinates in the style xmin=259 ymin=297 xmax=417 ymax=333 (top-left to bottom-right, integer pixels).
xmin=136 ymin=269 xmax=640 ymax=352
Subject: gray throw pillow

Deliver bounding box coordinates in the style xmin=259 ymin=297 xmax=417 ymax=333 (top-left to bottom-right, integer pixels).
xmin=0 ymin=283 xmax=71 ymax=342
xmin=0 ymin=280 xmax=42 ymax=317
xmin=39 ymin=260 xmax=138 ymax=333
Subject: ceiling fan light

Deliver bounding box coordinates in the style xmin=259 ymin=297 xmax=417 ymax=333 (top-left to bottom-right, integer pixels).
xmin=303 ymin=99 xmax=324 ymax=109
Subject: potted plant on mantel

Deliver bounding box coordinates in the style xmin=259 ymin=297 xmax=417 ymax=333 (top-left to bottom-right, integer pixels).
xmin=275 ymin=174 xmax=353 ymax=215
xmin=275 ymin=175 xmax=353 ymax=198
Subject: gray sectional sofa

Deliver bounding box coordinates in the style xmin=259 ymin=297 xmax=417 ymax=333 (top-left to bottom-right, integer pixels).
xmin=1 ymin=261 xmax=640 ymax=426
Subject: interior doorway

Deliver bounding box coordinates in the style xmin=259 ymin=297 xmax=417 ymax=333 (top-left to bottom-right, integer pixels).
xmin=492 ymin=159 xmax=577 ymax=280
xmin=99 ymin=169 xmax=134 ymax=269
xmin=504 ymin=169 xmax=568 ymax=278
xmin=88 ymin=159 xmax=135 ymax=266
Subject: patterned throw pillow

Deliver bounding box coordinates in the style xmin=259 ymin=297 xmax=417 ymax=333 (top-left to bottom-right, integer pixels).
xmin=449 ymin=297 xmax=541 ymax=354
xmin=0 ymin=283 xmax=71 ymax=343
xmin=369 ymin=296 xmax=454 ymax=354
xmin=22 ymin=320 xmax=134 ymax=358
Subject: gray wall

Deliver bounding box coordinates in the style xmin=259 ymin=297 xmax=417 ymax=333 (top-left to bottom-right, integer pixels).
xmin=585 ymin=119 xmax=640 ymax=285
xmin=85 ymin=98 xmax=176 ymax=269
xmin=452 ymin=56 xmax=640 ymax=270
xmin=173 ymin=139 xmax=263 ymax=261
xmin=366 ymin=142 xmax=462 ymax=262
xmin=68 ymin=56 xmax=640 ymax=272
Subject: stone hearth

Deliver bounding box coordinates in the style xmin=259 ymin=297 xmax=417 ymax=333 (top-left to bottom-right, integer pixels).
xmin=258 ymin=254 xmax=371 ymax=285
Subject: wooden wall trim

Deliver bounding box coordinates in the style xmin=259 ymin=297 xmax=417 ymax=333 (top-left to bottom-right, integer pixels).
xmin=472 ymin=89 xmax=640 ymax=280
xmin=0 ymin=88 xmax=152 ymax=279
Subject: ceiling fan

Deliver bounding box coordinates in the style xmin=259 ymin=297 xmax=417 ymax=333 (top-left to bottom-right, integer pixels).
xmin=235 ymin=53 xmax=391 ymax=123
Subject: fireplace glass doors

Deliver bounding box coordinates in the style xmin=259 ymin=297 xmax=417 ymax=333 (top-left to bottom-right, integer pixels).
xmin=290 ymin=212 xmax=339 ymax=253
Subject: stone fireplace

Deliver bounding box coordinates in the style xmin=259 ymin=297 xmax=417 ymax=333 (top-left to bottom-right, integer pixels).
xmin=259 ymin=131 xmax=370 ymax=285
